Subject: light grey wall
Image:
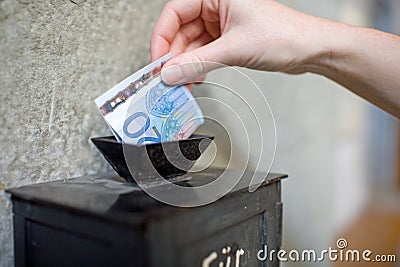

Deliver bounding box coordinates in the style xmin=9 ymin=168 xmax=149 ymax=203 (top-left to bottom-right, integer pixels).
xmin=0 ymin=1 xmax=166 ymax=265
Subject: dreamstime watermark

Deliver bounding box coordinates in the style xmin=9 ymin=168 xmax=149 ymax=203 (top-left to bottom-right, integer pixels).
xmin=257 ymin=238 xmax=397 ymax=263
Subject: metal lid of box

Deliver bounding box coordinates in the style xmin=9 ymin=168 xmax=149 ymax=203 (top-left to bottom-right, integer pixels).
xmin=7 ymin=169 xmax=287 ymax=226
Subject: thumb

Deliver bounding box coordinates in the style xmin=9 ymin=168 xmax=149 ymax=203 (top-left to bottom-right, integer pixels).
xmin=161 ymin=38 xmax=232 ymax=85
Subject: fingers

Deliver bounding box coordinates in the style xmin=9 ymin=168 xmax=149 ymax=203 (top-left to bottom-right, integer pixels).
xmin=151 ymin=0 xmax=203 ymax=61
xmin=184 ymin=32 xmax=214 ymax=52
xmin=203 ymin=20 xmax=221 ymax=39
xmin=161 ymin=37 xmax=234 ymax=85
xmin=169 ymin=17 xmax=205 ymax=56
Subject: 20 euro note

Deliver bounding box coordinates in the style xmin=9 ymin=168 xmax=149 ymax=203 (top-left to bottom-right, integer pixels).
xmin=95 ymin=54 xmax=204 ymax=145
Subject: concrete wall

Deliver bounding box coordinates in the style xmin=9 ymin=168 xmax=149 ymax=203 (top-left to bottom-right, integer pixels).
xmin=0 ymin=1 xmax=166 ymax=265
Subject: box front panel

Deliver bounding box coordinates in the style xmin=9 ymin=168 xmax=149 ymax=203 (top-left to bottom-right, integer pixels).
xmin=179 ymin=213 xmax=265 ymax=266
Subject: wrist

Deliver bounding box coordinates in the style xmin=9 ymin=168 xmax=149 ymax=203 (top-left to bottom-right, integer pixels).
xmin=301 ymin=18 xmax=356 ymax=77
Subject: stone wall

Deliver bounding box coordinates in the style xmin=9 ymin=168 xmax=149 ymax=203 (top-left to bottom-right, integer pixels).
xmin=0 ymin=1 xmax=166 ymax=265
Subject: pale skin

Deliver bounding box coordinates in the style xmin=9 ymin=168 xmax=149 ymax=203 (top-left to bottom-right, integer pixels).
xmin=151 ymin=0 xmax=400 ymax=118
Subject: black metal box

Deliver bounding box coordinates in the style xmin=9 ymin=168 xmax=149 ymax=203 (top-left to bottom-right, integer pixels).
xmin=8 ymin=169 xmax=286 ymax=267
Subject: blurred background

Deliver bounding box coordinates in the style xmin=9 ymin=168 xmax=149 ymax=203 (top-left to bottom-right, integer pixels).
xmin=193 ymin=0 xmax=400 ymax=266
xmin=0 ymin=0 xmax=399 ymax=266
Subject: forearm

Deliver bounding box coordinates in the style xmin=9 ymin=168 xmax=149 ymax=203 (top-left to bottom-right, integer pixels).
xmin=305 ymin=19 xmax=400 ymax=118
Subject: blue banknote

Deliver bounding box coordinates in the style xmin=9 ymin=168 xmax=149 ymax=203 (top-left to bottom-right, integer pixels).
xmin=95 ymin=54 xmax=204 ymax=145
xmin=123 ymin=79 xmax=204 ymax=145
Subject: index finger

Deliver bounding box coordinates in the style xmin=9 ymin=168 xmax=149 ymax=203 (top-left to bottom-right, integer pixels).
xmin=151 ymin=0 xmax=203 ymax=61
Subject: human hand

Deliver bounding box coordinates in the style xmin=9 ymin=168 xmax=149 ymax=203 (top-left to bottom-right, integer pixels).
xmin=151 ymin=0 xmax=324 ymax=85
xmin=151 ymin=0 xmax=400 ymax=117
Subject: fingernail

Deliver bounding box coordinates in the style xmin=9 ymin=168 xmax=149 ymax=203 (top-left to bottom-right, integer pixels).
xmin=161 ymin=65 xmax=185 ymax=85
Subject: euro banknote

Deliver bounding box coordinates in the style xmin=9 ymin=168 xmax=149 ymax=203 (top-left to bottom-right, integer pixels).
xmin=95 ymin=54 xmax=204 ymax=145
